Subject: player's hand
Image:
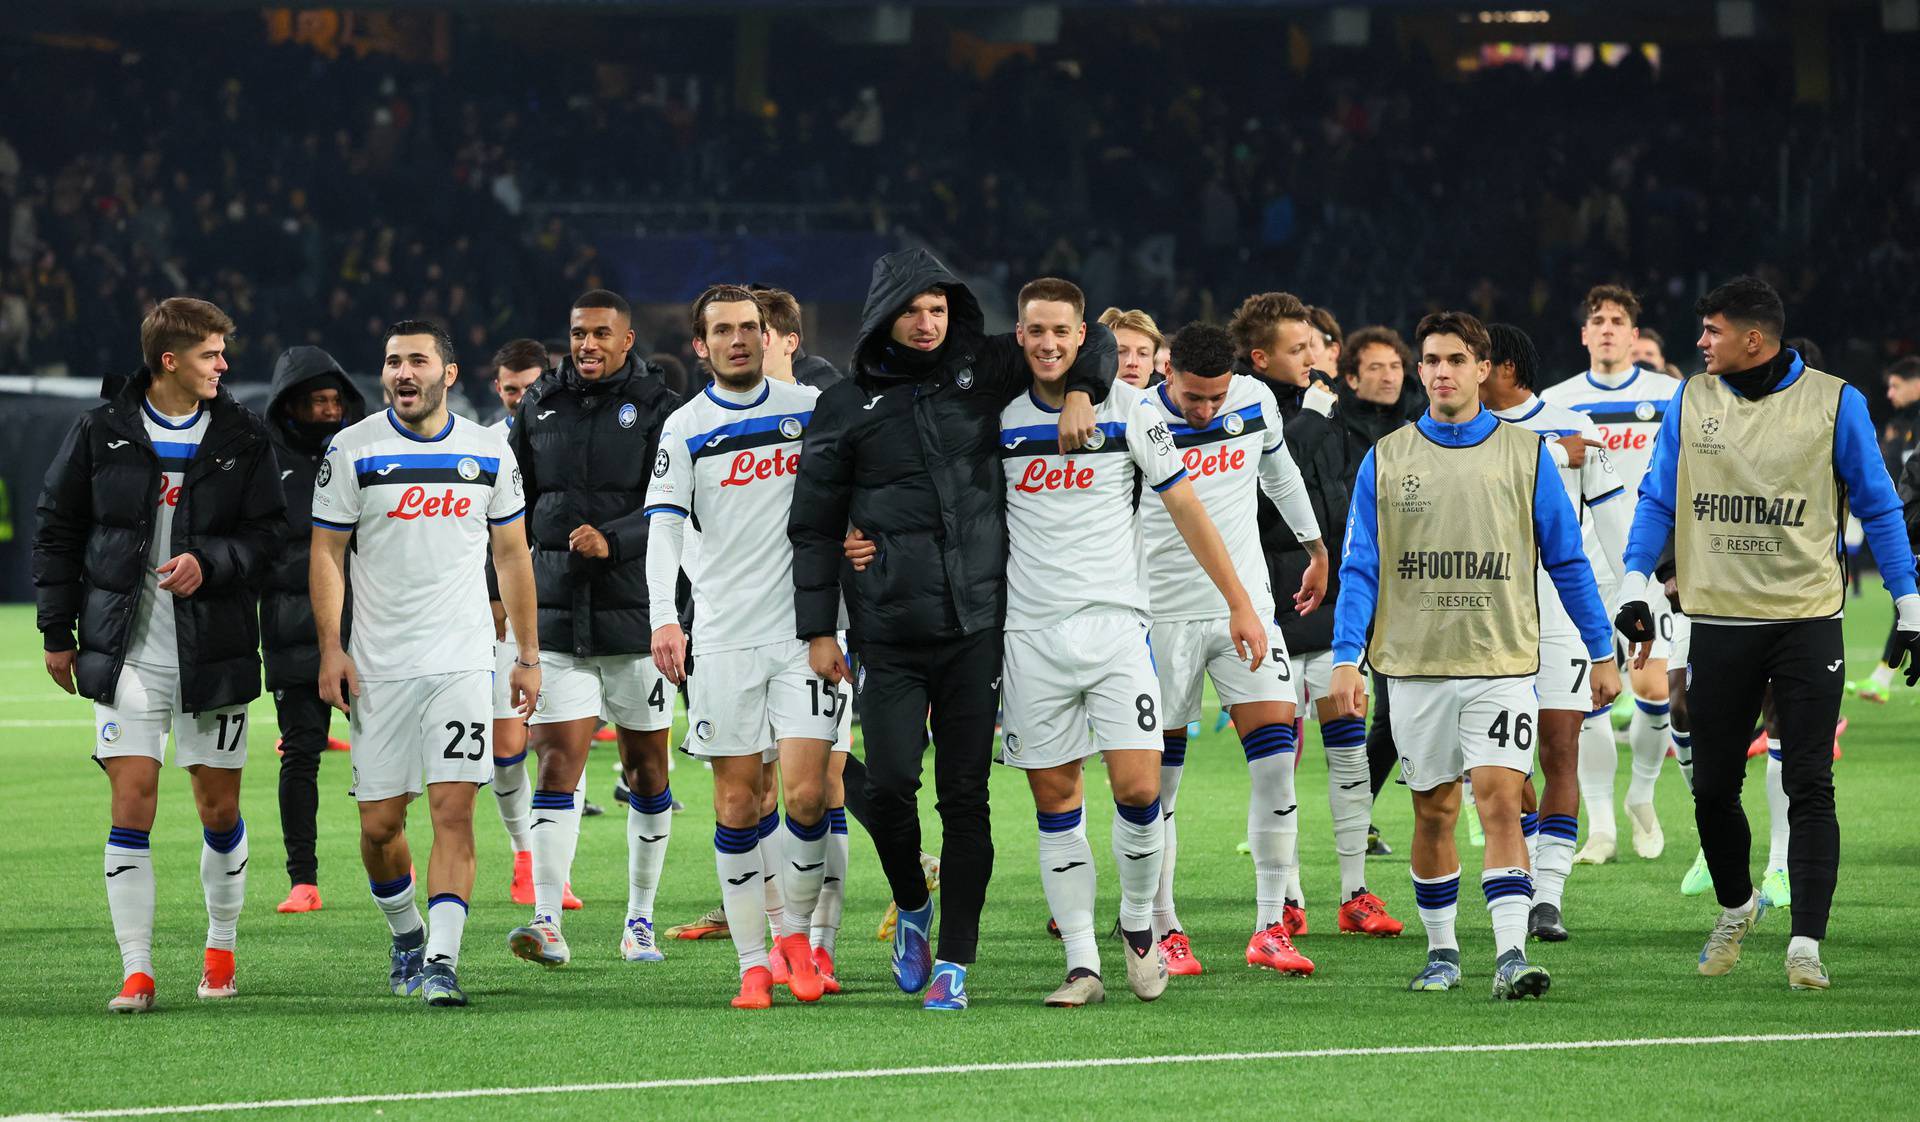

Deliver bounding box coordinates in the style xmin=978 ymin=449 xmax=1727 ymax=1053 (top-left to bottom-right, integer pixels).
xmin=1328 ymin=664 xmax=1367 ymax=718
xmin=1614 ymin=599 xmax=1655 ymax=646
xmin=1556 ymin=435 xmax=1604 ymax=469
xmin=652 ymin=623 xmax=689 ymax=685
xmin=843 ymin=527 xmax=876 ymax=572
xmin=155 ymin=552 xmax=202 ymax=597
xmin=508 ymin=661 xmax=541 ymax=719
xmin=1295 ymin=544 xmax=1329 ymax=616
xmin=1662 ymin=576 xmax=1682 ymax=614
xmin=1892 ymin=594 xmax=1920 ymax=687
xmin=1227 ymin=603 xmax=1267 ymax=672
xmin=318 ymin=646 xmax=360 ymax=715
xmin=809 ymin=636 xmax=853 ymax=685
xmin=1057 ymin=392 xmax=1097 ymax=452
xmin=44 ymin=649 xmax=76 ymax=694
xmin=1589 ymin=657 xmax=1623 ymax=711
xmin=568 ymin=524 xmax=609 ymax=559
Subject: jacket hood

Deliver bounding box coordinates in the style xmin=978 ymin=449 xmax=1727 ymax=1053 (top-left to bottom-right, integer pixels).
xmin=555 ymin=351 xmax=663 ymax=395
xmin=267 ymin=346 xmax=366 ymax=429
xmin=852 ymin=248 xmax=985 ymax=379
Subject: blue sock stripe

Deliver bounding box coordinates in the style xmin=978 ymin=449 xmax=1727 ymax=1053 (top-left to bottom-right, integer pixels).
xmin=202 ymin=819 xmax=246 ymax=854
xmin=1635 ymin=698 xmax=1671 ymax=716
xmin=786 ymin=813 xmax=829 ymax=841
xmin=1114 ymin=798 xmax=1161 ymax=826
xmin=1240 ymin=723 xmax=1297 ymax=762
xmin=531 ymin=789 xmax=577 ymax=810
xmin=426 ymin=893 xmax=468 ymax=911
xmin=369 ymin=874 xmax=413 ymax=898
xmin=1671 ymin=731 xmax=1693 ymax=744
xmin=628 ymin=786 xmax=673 ymax=815
xmin=1767 ymin=747 xmax=1783 ymax=761
xmin=1161 ymin=734 xmax=1188 ymax=768
xmin=827 ymin=806 xmax=849 ymax=834
xmin=493 ymin=749 xmax=528 ymax=767
xmin=1482 ymin=874 xmax=1534 ymax=901
xmin=1321 ymin=716 xmax=1367 ymax=745
xmin=1036 ymin=806 xmax=1084 ymax=833
xmin=1539 ymin=814 xmax=1580 ymax=841
xmin=1520 ymin=812 xmax=1540 ymax=837
xmin=714 ymin=824 xmax=759 ymax=854
xmin=1412 ymin=878 xmax=1460 ymax=908
xmin=756 ymin=811 xmax=780 ymax=839
xmin=107 ymin=827 xmax=151 ymax=850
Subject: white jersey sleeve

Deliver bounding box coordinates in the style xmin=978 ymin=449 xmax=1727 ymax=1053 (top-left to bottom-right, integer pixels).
xmin=643 ymin=414 xmax=696 ymax=633
xmin=1126 ymin=392 xmax=1185 ymax=491
xmin=1253 ymin=381 xmax=1320 ymax=542
xmin=488 ymin=438 xmax=525 ymax=524
xmin=311 ymin=441 xmax=361 ymax=528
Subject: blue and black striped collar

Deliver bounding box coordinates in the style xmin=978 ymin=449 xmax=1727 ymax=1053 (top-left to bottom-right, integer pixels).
xmin=705 ymin=381 xmax=770 ymax=411
xmin=387 ymin=408 xmax=455 ymax=443
xmin=141 ymin=397 xmax=204 ymax=430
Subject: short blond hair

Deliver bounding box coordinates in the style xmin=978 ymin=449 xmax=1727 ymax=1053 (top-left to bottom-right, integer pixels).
xmin=1097 ymin=307 xmax=1164 ymax=350
xmin=141 ymin=297 xmax=234 ymax=374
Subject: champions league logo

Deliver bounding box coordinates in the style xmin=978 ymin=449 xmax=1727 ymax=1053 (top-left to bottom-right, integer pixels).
xmin=1635 ymin=401 xmax=1657 ymax=422
xmin=1402 ymin=474 xmax=1421 ymax=499
xmin=653 ymin=449 xmax=670 ymax=478
xmin=780 ymin=417 xmax=803 ymax=440
xmin=1223 ymin=413 xmax=1245 ymax=436
xmin=1700 ymin=415 xmax=1721 ymax=437
xmin=512 ymin=467 xmax=523 ymax=496
xmin=619 ymin=403 xmax=638 ymax=429
xmin=316 ymin=456 xmax=333 ymax=487
xmin=457 ymin=457 xmax=481 ymax=481
xmin=1393 ymin=472 xmax=1432 ymax=515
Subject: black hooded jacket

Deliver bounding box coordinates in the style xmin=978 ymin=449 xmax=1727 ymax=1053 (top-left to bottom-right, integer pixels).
xmin=792 ymin=350 xmax=844 ymax=391
xmin=788 ymin=249 xmax=1116 ymax=645
xmin=1261 ymin=367 xmax=1425 ymax=654
xmin=509 ymin=353 xmax=682 ymax=657
xmin=34 ymin=371 xmax=285 ymax=710
xmin=261 ymin=346 xmax=366 ymax=690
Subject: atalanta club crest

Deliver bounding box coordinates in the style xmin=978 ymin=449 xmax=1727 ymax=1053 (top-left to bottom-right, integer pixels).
xmin=1223 ymin=413 xmax=1245 ymax=436
xmin=955 ymin=370 xmax=975 ymax=390
xmin=457 ymin=457 xmax=481 ymax=481
xmin=1635 ymin=400 xmax=1656 ymax=422
xmin=619 ymin=403 xmax=638 ymax=429
xmin=780 ymin=416 xmax=803 ymax=440
xmin=100 ymin=721 xmax=121 ymax=743
xmin=1084 ymin=429 xmax=1106 ymax=450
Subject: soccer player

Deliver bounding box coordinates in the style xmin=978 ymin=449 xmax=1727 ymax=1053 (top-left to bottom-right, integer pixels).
xmin=262 ymin=345 xmax=365 ymax=915
xmin=36 ymin=297 xmax=283 ymax=1012
xmin=646 ymin=285 xmax=843 ymax=1009
xmin=484 ymin=339 xmax=550 ymax=906
xmin=1540 ymin=285 xmax=1684 ymax=864
xmin=1330 ymin=310 xmax=1619 ymax=999
xmin=506 ymin=290 xmax=683 ymax=968
xmin=1482 ymin=324 xmax=1630 ymax=940
xmin=999 ymin=281 xmax=1263 ymax=1006
xmin=1858 ymin=356 xmax=1920 ymax=702
xmin=1632 ymin=328 xmax=1675 ymax=378
xmin=1138 ymin=321 xmax=1328 ymax=977
xmin=1097 ymin=306 xmax=1164 ymax=389
xmin=1616 ymin=276 xmax=1919 ymax=990
xmin=311 ymin=320 xmax=539 ymax=1007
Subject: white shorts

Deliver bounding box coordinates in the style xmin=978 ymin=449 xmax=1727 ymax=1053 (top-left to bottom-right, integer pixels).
xmin=1536 ymin=634 xmax=1598 ymax=713
xmin=1151 ymin=615 xmax=1294 ymax=726
xmin=1385 ymin=675 xmax=1538 ymax=792
xmin=491 ymin=641 xmax=523 ymax=722
xmin=92 ymin=662 xmax=249 ymax=769
xmin=1613 ymin=599 xmax=1675 ymax=665
xmin=1000 ymin=612 xmax=1162 ymax=771
xmin=530 ymin=650 xmax=672 ymax=731
xmin=1289 ymin=649 xmax=1374 ymax=716
xmin=348 ymin=671 xmax=494 ymax=801
xmin=1669 ymin=610 xmax=1692 ymax=672
xmin=687 ymin=639 xmax=842 ymax=760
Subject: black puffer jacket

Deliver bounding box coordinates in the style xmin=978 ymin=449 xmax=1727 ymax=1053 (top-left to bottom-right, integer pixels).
xmin=261 ymin=346 xmax=366 ymax=690
xmin=788 ymin=248 xmax=1115 ymax=644
xmin=34 ymin=371 xmax=284 ymax=710
xmin=792 ymin=350 xmax=844 ymax=391
xmin=1262 ymin=368 xmax=1425 ymax=653
xmin=510 ymin=354 xmax=682 ymax=656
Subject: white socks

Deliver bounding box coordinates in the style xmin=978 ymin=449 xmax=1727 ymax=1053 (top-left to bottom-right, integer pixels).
xmin=199 ymin=819 xmax=247 ymax=951
xmin=1037 ymin=806 xmax=1099 ymax=976
xmin=1626 ymin=699 xmax=1670 ymax=807
xmin=1482 ymin=866 xmax=1533 ymax=958
xmin=1411 ymin=869 xmax=1460 ymax=953
xmin=492 ymin=750 xmax=533 ymax=854
xmin=1578 ymin=715 xmax=1618 ymax=838
xmin=105 ymin=827 xmax=156 ymax=978
xmin=1766 ymin=741 xmax=1791 ymax=870
xmin=1153 ymin=733 xmax=1187 ymax=940
xmin=811 ymin=807 xmax=849 ymax=955
xmin=1322 ymin=716 xmax=1372 ymax=899
xmin=626 ymin=785 xmax=674 ymax=922
xmin=530 ymin=788 xmax=581 ymax=924
xmin=425 ymin=894 xmax=468 ymax=969
xmin=757 ymin=811 xmax=784 ymax=939
xmin=781 ymin=813 xmax=829 ymax=938
xmin=370 ymin=872 xmax=424 ymax=943
xmin=1533 ymin=814 xmax=1578 ymax=910
xmin=1111 ymin=798 xmax=1164 ymax=936
xmin=715 ymin=823 xmax=767 ymax=975
xmin=1242 ymin=723 xmax=1299 ymax=929
xmin=1672 ymin=727 xmax=1694 ymax=790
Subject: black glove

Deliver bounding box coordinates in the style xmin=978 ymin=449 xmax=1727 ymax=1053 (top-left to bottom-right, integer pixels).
xmin=1894 ymin=627 xmax=1920 ymax=688
xmin=1614 ymin=600 xmax=1655 ymax=645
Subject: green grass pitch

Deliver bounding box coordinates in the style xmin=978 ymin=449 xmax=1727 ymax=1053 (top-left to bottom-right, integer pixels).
xmin=0 ymin=592 xmax=1915 ymax=1119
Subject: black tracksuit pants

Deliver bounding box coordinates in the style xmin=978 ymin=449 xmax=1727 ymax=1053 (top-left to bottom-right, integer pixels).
xmin=853 ymin=628 xmax=1001 ymax=964
xmin=1687 ymin=618 xmax=1844 ymax=939
xmin=1366 ymin=671 xmax=1399 ymax=799
xmin=274 ymin=685 xmax=333 ymax=886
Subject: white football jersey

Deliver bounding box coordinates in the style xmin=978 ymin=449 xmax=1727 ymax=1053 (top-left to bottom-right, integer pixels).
xmin=1491 ymin=396 xmax=1625 ymax=637
xmin=313 ymin=409 xmax=524 ymax=681
xmin=645 ymin=379 xmax=819 ymax=654
xmin=125 ymin=400 xmax=211 ymax=670
xmin=1138 ymin=376 xmax=1292 ymax=622
xmin=1000 ymin=383 xmax=1186 ymax=630
xmin=1539 ymin=366 xmax=1682 ymax=521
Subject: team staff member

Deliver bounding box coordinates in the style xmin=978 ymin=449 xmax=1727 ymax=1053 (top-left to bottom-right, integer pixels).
xmin=506 ymin=290 xmax=684 ymax=968
xmin=35 ymin=297 xmax=284 ymax=1012
xmin=261 ymin=346 xmax=365 ymax=914
xmin=791 ymin=248 xmax=1115 ymax=1010
xmin=1616 ymin=277 xmax=1919 ymax=991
